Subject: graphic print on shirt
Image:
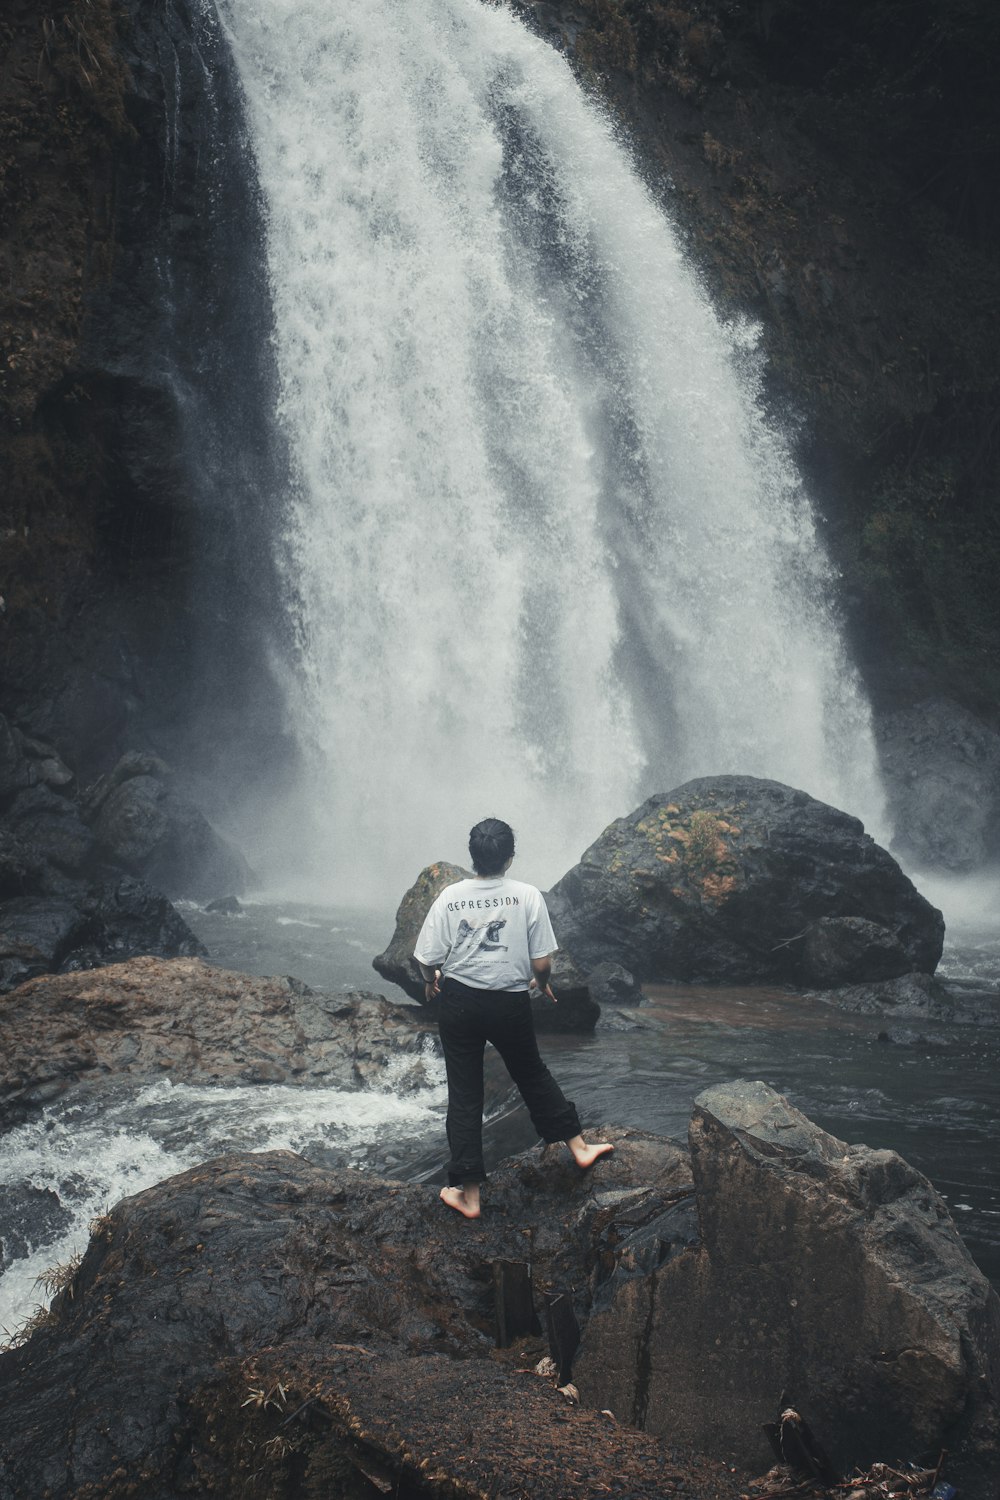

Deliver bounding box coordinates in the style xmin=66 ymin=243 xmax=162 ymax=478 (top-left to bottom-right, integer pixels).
xmin=456 ymin=917 xmax=509 ymax=954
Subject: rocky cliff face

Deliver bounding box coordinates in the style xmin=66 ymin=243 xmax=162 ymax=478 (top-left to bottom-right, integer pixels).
xmin=0 ymin=0 xmax=292 ymax=803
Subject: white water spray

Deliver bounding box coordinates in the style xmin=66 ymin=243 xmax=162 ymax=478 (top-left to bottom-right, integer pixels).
xmin=0 ymin=1051 xmax=446 ymax=1337
xmin=215 ymin=0 xmax=886 ymax=896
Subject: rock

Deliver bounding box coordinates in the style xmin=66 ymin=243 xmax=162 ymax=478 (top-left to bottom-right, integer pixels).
xmin=0 ymin=1135 xmax=741 ymax=1500
xmin=0 ymin=955 xmax=436 ymax=1130
xmin=545 ymin=776 xmax=944 ymax=986
xmin=0 ymin=828 xmax=46 ymax=899
xmin=3 ymin=785 xmax=97 ymax=876
xmin=543 ymin=949 xmax=600 ymax=1031
xmin=0 ymin=877 xmax=205 ymax=997
xmin=0 ymin=897 xmax=84 ymax=993
xmin=37 ymin=667 xmax=132 ymax=787
xmin=801 ymin=915 xmax=912 ymax=985
xmin=15 ymin=731 xmax=75 ymax=790
xmin=0 ymin=736 xmax=234 ymax=992
xmin=373 ymin=859 xmax=470 ymax=999
xmin=0 ymin=1184 xmax=72 ymax=1276
xmin=374 ymin=862 xmax=600 ymax=1031
xmin=817 ymin=970 xmax=999 ymax=1024
xmin=0 ymin=715 xmax=33 ymax=802
xmin=573 ymin=1081 xmax=1000 ymax=1489
xmin=65 ymin=876 xmax=207 ymax=973
xmin=204 ymin=894 xmax=241 ymax=914
xmin=0 ymin=720 xmax=74 ymax=804
xmin=876 ymin=699 xmax=1000 ymax=872
xmin=78 ymin=749 xmax=173 ymax=820
xmin=585 ymin=961 xmax=643 ymax=1007
xmin=88 ymin=757 xmax=252 ymax=900
xmin=0 ymin=1099 xmax=996 ymax=1498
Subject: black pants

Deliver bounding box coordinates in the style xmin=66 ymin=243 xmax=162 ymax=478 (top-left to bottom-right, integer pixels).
xmin=437 ymin=976 xmax=581 ymax=1185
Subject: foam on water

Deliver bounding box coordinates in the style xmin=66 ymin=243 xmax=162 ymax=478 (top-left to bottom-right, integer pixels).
xmin=0 ymin=1047 xmax=446 ymax=1338
xmin=213 ymin=0 xmax=887 ymax=897
xmin=916 ymin=868 xmax=1000 ymax=986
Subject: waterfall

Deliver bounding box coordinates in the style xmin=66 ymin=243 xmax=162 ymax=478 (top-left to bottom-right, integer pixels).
xmin=214 ymin=0 xmax=886 ymax=898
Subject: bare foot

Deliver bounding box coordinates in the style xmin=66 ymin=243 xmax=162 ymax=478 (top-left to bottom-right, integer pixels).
xmin=439 ymin=1186 xmax=481 ymax=1219
xmin=568 ymin=1140 xmax=615 ymax=1169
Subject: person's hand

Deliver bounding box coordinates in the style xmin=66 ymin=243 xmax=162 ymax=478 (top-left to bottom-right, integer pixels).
xmin=530 ymin=980 xmax=557 ymax=1002
xmin=424 ymin=969 xmax=441 ymax=1000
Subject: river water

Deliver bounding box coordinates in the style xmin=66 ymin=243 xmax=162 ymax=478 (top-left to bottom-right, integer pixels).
xmin=2 ymin=897 xmax=997 ymax=1339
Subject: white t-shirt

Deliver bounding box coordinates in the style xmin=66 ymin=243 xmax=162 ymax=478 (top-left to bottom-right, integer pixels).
xmin=413 ymin=876 xmax=558 ymax=992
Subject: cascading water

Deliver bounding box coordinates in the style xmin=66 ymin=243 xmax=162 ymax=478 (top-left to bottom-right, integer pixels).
xmin=0 ymin=1043 xmax=448 ymax=1336
xmin=217 ymin=0 xmax=886 ymax=897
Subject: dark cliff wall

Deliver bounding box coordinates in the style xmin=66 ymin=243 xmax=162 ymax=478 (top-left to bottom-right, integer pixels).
xmin=1 ymin=0 xmax=130 ymax=751
xmin=517 ymin=0 xmax=1000 ymax=718
xmin=0 ymin=0 xmax=292 ymax=802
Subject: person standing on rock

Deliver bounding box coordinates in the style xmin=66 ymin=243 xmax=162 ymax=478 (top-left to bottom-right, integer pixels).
xmin=414 ymin=817 xmax=613 ymax=1219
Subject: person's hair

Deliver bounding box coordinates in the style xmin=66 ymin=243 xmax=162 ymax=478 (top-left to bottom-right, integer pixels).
xmin=469 ymin=818 xmax=515 ymax=876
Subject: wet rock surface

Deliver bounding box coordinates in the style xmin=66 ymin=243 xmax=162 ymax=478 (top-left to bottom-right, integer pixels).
xmin=816 ymin=971 xmax=999 ymax=1025
xmin=0 ymin=1091 xmax=996 ymax=1499
xmin=1 ymin=0 xmax=292 ymax=801
xmin=0 ymin=721 xmax=253 ymax=992
xmin=545 ymin=777 xmax=944 ymax=986
xmin=86 ymin=752 xmax=252 ymax=899
xmin=373 ymin=859 xmax=471 ymax=999
xmin=800 ymin=915 xmax=913 ymax=986
xmin=0 ymin=1133 xmax=722 ymax=1500
xmin=876 ymin=699 xmax=1000 ymax=873
xmin=224 ymin=1345 xmax=742 ymax=1500
xmin=585 ymin=960 xmax=644 ymax=1008
xmin=0 ymin=877 xmax=203 ymax=995
xmin=0 ymin=956 xmax=438 ymax=1132
xmin=375 ymin=862 xmax=600 ymax=1031
xmin=574 ymin=1082 xmax=1000 ymax=1491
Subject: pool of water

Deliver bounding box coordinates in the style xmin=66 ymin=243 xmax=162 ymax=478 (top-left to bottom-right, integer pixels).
xmin=185 ymin=898 xmax=1000 ymax=1284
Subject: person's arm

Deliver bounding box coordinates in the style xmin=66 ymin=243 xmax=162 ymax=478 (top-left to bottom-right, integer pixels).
xmin=416 ymin=960 xmax=441 ymax=1001
xmin=527 ymin=887 xmax=558 ymax=1000
xmin=529 ymin=953 xmax=556 ymax=1001
xmin=414 ymin=891 xmax=448 ymax=1002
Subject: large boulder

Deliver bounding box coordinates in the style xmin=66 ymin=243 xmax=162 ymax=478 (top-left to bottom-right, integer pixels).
xmin=0 ymin=879 xmax=204 ymax=998
xmin=373 ymin=859 xmax=470 ymax=998
xmin=0 ymin=897 xmax=84 ymax=994
xmin=0 ymin=956 xmax=437 ymax=1131
xmin=0 ymin=1137 xmax=739 ymax=1500
xmin=0 ymin=1096 xmax=996 ymax=1498
xmin=374 ymin=862 xmax=600 ymax=1030
xmin=545 ymin=776 xmax=944 ymax=986
xmin=876 ymin=699 xmax=1000 ymax=872
xmin=573 ymin=1081 xmax=1000 ymax=1487
xmin=86 ymin=752 xmax=252 ymax=900
xmin=0 ymin=738 xmax=247 ymax=990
